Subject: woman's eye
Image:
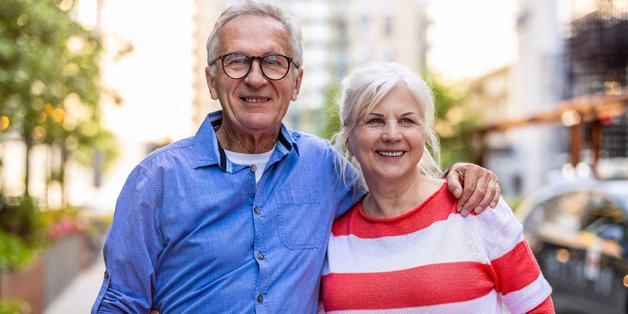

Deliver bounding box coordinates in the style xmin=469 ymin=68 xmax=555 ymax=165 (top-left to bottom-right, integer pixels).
xmin=400 ymin=118 xmax=416 ymax=125
xmin=366 ymin=118 xmax=384 ymax=126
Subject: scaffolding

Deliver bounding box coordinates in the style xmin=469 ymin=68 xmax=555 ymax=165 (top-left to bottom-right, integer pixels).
xmin=566 ymin=0 xmax=628 ymax=165
xmin=478 ymin=1 xmax=628 ymax=177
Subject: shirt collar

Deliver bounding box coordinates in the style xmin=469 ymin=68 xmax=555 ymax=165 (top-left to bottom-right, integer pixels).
xmin=192 ymin=110 xmax=299 ymax=170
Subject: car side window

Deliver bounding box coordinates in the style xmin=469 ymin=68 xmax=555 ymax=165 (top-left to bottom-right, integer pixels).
xmin=525 ymin=191 xmax=590 ymax=235
xmin=581 ymin=192 xmax=625 ymax=241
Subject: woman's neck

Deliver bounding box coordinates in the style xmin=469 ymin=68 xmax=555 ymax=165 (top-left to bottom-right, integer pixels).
xmin=362 ymin=173 xmax=443 ymax=219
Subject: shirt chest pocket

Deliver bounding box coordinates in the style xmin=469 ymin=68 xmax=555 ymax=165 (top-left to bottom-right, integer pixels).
xmin=274 ymin=189 xmax=325 ymax=249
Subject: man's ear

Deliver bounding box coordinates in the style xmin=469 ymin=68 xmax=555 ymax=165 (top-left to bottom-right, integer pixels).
xmin=206 ymin=66 xmax=219 ymax=100
xmin=291 ymin=68 xmax=304 ymax=101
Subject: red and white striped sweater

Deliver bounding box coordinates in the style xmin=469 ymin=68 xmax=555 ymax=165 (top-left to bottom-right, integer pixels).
xmin=320 ymin=183 xmax=553 ymax=313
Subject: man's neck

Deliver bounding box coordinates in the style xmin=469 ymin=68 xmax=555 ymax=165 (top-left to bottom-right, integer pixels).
xmin=216 ymin=124 xmax=278 ymax=154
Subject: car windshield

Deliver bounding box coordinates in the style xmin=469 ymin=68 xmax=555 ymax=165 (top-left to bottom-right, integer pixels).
xmin=605 ymin=183 xmax=628 ymax=211
xmin=521 ymin=182 xmax=628 ymax=246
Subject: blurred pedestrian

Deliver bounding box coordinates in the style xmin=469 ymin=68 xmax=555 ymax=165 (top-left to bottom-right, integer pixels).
xmin=92 ymin=2 xmax=501 ymax=313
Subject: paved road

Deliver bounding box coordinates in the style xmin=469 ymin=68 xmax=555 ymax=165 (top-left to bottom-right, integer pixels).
xmin=44 ymin=256 xmax=104 ymax=314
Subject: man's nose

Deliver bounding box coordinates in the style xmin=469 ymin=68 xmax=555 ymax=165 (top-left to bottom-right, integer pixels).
xmin=244 ymin=60 xmax=268 ymax=87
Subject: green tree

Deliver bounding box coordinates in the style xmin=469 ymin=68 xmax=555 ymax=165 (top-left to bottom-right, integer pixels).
xmin=0 ymin=0 xmax=117 ymax=204
xmin=431 ymin=77 xmax=483 ymax=168
xmin=321 ymin=82 xmax=341 ymax=140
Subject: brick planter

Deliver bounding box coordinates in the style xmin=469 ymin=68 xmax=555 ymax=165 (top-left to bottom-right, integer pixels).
xmin=0 ymin=235 xmax=96 ymax=313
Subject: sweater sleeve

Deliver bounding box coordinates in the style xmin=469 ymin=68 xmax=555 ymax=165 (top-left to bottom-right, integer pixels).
xmin=527 ymin=296 xmax=555 ymax=313
xmin=474 ymin=197 xmax=553 ymax=314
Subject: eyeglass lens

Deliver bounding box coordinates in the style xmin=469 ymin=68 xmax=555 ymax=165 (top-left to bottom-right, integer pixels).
xmin=221 ymin=53 xmax=291 ymax=80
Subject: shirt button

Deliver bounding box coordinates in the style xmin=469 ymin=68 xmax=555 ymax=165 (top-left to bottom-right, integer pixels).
xmin=250 ymin=164 xmax=257 ymax=172
xmin=254 ymin=207 xmax=261 ymax=215
xmin=257 ymin=294 xmax=263 ymax=303
xmin=257 ymin=252 xmax=264 ymax=260
xmin=104 ymin=270 xmax=109 ymax=279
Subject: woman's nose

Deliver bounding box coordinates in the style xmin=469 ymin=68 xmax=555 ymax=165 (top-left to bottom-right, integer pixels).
xmin=381 ymin=123 xmax=401 ymax=142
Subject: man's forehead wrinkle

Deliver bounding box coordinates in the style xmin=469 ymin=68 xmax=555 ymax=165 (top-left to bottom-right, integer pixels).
xmin=218 ymin=15 xmax=291 ymax=55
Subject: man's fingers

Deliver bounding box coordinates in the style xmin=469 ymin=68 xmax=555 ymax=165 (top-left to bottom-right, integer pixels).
xmin=457 ymin=167 xmax=489 ymax=214
xmin=446 ymin=162 xmax=502 ymax=216
xmin=489 ymin=179 xmax=501 ymax=208
xmin=446 ymin=172 xmax=463 ymax=199
xmin=472 ymin=178 xmax=500 ymax=214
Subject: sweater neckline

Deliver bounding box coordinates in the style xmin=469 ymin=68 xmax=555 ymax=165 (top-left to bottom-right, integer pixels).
xmin=356 ymin=182 xmax=447 ymax=223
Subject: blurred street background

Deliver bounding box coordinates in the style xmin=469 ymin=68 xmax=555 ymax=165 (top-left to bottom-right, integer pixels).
xmin=1 ymin=0 xmax=627 ymax=313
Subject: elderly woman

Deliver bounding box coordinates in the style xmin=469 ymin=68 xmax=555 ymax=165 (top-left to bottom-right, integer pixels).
xmin=320 ymin=62 xmax=554 ymax=313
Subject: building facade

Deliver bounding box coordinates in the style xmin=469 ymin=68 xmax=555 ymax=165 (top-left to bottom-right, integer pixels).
xmin=478 ymin=0 xmax=628 ymax=196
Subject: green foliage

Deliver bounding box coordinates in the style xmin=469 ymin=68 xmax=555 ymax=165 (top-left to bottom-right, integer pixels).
xmin=0 ymin=0 xmax=102 ymax=135
xmin=430 ymin=77 xmax=482 ymax=168
xmin=0 ymin=196 xmax=43 ymax=272
xmin=0 ymin=231 xmax=40 ymax=273
xmin=0 ymin=298 xmax=30 ymax=314
xmin=0 ymin=195 xmax=113 ymax=272
xmin=0 ymin=0 xmax=118 ymax=198
xmin=0 ymin=196 xmax=41 ymax=244
xmin=321 ymin=83 xmax=341 ymax=140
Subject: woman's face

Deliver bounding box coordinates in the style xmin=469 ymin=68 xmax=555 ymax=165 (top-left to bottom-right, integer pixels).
xmin=348 ymin=85 xmax=427 ymax=184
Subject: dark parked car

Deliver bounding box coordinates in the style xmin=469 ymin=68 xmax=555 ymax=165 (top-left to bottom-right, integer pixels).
xmin=515 ymin=178 xmax=628 ymax=314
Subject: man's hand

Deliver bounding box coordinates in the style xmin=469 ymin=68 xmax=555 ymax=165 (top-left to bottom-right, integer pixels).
xmin=445 ymin=162 xmax=501 ymax=216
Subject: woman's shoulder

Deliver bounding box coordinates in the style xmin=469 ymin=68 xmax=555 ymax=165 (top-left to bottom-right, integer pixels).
xmin=424 ymin=177 xmax=446 ymax=192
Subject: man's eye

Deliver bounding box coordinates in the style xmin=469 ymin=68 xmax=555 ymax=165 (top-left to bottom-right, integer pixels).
xmin=230 ymin=58 xmax=248 ymax=65
xmin=263 ymin=56 xmax=285 ymax=67
xmin=224 ymin=56 xmax=250 ymax=67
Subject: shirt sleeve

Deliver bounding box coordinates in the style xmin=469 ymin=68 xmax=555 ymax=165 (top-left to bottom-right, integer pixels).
xmin=92 ymin=165 xmax=163 ymax=313
xmin=475 ymin=197 xmax=553 ymax=314
xmin=325 ymin=144 xmax=365 ymax=219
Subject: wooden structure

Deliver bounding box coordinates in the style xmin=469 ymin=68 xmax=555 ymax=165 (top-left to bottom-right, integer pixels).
xmin=477 ymin=90 xmax=628 ymax=171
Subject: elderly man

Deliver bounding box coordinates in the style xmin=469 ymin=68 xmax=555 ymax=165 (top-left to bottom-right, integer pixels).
xmin=92 ymin=1 xmax=500 ymax=313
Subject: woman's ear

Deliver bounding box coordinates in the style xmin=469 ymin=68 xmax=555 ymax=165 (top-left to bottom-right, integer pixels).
xmin=346 ymin=140 xmax=353 ymax=156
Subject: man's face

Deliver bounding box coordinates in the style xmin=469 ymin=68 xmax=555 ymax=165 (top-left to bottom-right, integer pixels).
xmin=206 ymin=15 xmax=303 ymax=136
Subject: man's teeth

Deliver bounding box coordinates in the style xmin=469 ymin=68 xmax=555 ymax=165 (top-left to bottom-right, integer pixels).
xmin=244 ymin=98 xmax=269 ymax=103
xmin=378 ymin=151 xmax=403 ymax=157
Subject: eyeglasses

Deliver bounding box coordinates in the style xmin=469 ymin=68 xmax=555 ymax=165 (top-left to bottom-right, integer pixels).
xmin=210 ymin=52 xmax=297 ymax=81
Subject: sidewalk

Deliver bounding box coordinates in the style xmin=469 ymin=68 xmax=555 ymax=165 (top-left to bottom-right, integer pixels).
xmin=44 ymin=256 xmax=104 ymax=314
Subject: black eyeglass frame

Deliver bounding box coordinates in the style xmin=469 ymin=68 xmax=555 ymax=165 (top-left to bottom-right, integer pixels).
xmin=210 ymin=52 xmax=299 ymax=81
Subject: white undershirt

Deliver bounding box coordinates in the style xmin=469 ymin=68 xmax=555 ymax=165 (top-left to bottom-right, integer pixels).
xmin=224 ymin=147 xmax=275 ymax=182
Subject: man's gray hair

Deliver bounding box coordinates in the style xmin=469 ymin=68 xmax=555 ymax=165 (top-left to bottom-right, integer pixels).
xmin=206 ymin=0 xmax=303 ymax=76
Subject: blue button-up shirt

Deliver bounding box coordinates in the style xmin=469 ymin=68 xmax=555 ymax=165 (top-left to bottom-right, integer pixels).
xmin=92 ymin=111 xmax=363 ymax=313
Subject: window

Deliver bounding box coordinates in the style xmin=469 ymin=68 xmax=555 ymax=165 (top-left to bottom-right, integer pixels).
xmin=382 ymin=3 xmax=396 ymax=36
